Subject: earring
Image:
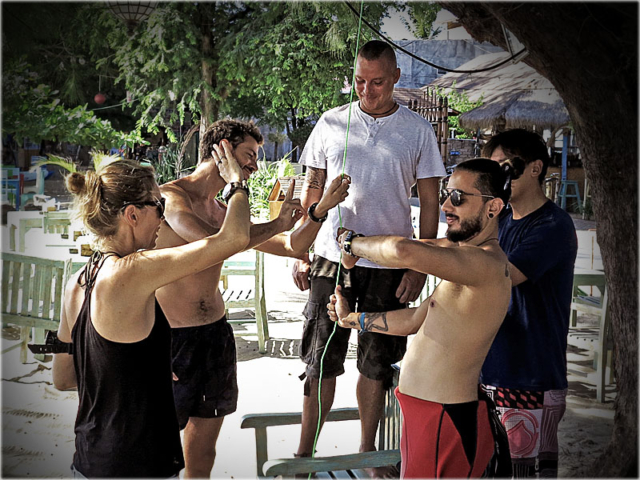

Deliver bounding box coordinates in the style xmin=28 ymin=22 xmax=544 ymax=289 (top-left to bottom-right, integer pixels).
xmin=489 ymin=213 xmax=494 ymax=218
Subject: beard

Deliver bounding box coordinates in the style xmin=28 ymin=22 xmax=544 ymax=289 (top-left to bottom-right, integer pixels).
xmin=446 ymin=212 xmax=484 ymax=243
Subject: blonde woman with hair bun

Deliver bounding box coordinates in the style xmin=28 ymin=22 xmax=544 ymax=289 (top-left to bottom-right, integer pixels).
xmin=52 ymin=141 xmax=250 ymax=478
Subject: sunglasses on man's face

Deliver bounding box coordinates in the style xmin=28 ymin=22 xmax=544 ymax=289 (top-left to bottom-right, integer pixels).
xmin=439 ymin=188 xmax=495 ymax=207
xmin=122 ymin=197 xmax=166 ymax=218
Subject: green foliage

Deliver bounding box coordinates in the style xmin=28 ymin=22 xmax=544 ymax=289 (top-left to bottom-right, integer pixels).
xmin=150 ymin=143 xmax=195 ymax=184
xmin=221 ymin=2 xmax=387 ymax=140
xmin=2 ymin=61 xmax=145 ymax=149
xmin=4 ymin=3 xmax=397 ymax=150
xmin=403 ymin=2 xmax=442 ymax=39
xmin=247 ymin=154 xmax=297 ymax=220
xmin=34 ymin=155 xmax=77 ymax=173
xmin=90 ymin=151 xmax=122 ymax=171
xmin=36 ymin=151 xmax=123 ymax=173
xmin=434 ymin=83 xmax=484 ymax=138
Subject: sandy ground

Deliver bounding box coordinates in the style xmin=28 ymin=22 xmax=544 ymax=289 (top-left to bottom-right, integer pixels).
xmin=1 ymin=208 xmax=615 ymax=478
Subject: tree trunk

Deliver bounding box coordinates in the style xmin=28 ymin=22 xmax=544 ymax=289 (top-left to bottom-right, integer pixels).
xmin=200 ymin=27 xmax=214 ymax=148
xmin=198 ymin=3 xmax=218 ymax=162
xmin=438 ymin=3 xmax=638 ymax=476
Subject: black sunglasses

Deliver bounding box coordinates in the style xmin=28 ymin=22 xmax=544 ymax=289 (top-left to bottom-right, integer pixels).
xmin=121 ymin=197 xmax=165 ymax=218
xmin=440 ymin=188 xmax=495 ymax=207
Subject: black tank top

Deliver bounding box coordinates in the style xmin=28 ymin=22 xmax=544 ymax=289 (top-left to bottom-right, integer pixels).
xmin=71 ymin=254 xmax=184 ymax=477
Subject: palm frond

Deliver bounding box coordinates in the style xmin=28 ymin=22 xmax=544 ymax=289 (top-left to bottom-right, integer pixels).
xmin=91 ymin=150 xmax=122 ymax=171
xmin=35 ymin=155 xmax=77 ymax=173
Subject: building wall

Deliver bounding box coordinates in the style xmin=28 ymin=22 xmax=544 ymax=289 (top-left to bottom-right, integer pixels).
xmin=395 ymin=40 xmax=504 ymax=89
xmin=446 ymin=138 xmax=479 ymax=167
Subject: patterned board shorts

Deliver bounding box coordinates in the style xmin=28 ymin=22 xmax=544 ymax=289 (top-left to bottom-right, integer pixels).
xmin=482 ymin=384 xmax=567 ymax=478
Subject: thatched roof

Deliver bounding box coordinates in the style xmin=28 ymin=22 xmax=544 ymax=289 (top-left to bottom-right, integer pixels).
xmin=425 ymin=52 xmax=570 ymax=130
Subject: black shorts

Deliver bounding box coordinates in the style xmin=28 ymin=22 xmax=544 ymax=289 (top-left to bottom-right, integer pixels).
xmin=171 ymin=317 xmax=238 ymax=429
xmin=300 ymin=256 xmax=407 ymax=386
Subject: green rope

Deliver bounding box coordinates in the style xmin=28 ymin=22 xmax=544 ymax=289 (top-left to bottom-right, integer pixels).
xmin=308 ymin=2 xmax=364 ymax=475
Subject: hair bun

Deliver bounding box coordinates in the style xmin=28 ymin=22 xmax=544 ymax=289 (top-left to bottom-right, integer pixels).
xmin=66 ymin=172 xmax=87 ymax=195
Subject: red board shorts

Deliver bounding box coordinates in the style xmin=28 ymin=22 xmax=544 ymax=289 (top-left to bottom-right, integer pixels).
xmin=396 ymin=388 xmax=499 ymax=478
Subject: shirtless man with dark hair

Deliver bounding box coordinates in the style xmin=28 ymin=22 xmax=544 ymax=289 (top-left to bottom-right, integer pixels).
xmin=155 ymin=119 xmax=350 ymax=478
xmin=328 ymin=159 xmax=514 ymax=478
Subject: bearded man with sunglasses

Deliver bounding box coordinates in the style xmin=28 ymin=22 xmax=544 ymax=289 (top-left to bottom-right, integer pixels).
xmin=329 ymin=159 xmax=515 ymax=478
xmin=480 ymin=129 xmax=578 ymax=478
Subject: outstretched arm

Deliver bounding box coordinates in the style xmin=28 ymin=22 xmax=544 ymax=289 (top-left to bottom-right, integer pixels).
xmin=257 ymin=175 xmax=350 ymax=258
xmin=328 ymin=285 xmax=426 ymax=337
xmin=393 ymin=178 xmax=442 ymax=302
xmin=122 ymin=140 xmax=251 ymax=296
xmin=248 ymin=179 xmax=305 ymax=251
xmin=338 ymin=232 xmax=505 ymax=288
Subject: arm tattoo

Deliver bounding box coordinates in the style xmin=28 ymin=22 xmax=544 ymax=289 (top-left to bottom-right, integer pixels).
xmin=347 ymin=320 xmax=359 ymax=328
xmin=306 ymin=167 xmax=326 ymax=190
xmin=364 ymin=312 xmax=389 ymax=333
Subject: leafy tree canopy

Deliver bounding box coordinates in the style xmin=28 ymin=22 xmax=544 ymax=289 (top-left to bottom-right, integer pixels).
xmin=2 ymin=60 xmax=144 ymax=149
xmin=403 ymin=2 xmax=442 ymax=39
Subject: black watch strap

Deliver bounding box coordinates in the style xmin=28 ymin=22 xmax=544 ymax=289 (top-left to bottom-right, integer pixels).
xmin=308 ymin=203 xmax=328 ymax=223
xmin=343 ymin=231 xmax=364 ymax=257
xmin=223 ymin=181 xmax=249 ymax=203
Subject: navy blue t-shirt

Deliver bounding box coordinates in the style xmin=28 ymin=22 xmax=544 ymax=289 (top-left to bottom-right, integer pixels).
xmin=481 ymin=200 xmax=578 ymax=391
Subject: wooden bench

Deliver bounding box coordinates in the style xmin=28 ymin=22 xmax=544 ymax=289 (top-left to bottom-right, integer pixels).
xmin=221 ymin=250 xmax=269 ymax=354
xmin=241 ymin=369 xmax=401 ymax=478
xmin=1 ymin=253 xmax=74 ymax=363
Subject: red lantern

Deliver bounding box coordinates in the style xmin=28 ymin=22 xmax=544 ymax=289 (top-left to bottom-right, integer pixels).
xmin=94 ymin=93 xmax=106 ymax=105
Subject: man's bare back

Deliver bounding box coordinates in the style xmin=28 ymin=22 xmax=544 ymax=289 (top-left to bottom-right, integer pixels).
xmin=155 ymin=182 xmax=228 ymax=327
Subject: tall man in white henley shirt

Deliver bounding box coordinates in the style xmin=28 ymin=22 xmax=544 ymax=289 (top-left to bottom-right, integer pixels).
xmin=291 ymin=40 xmax=446 ymax=477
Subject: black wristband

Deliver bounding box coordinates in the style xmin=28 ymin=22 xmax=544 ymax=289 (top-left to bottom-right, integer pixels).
xmin=343 ymin=231 xmax=364 ymax=257
xmin=308 ymin=202 xmax=327 ymax=223
xmin=222 ymin=181 xmax=249 ymax=203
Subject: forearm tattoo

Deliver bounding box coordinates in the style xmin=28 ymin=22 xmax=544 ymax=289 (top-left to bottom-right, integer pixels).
xmin=364 ymin=312 xmax=389 ymax=333
xmin=346 ymin=319 xmax=359 ymax=328
xmin=306 ymin=167 xmax=326 ymax=190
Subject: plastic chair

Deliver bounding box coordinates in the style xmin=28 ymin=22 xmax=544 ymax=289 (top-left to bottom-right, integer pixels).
xmin=20 ymin=166 xmax=47 ymax=208
xmin=2 ymin=167 xmax=23 ymax=209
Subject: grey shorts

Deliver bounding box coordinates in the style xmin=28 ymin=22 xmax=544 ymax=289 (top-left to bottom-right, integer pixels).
xmin=171 ymin=317 xmax=238 ymax=429
xmin=300 ymin=256 xmax=407 ymax=389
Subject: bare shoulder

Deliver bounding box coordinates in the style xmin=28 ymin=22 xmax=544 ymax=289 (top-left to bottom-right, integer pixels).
xmin=161 ymin=181 xmax=190 ymax=203
xmin=64 ymin=269 xmax=85 ymax=302
xmin=479 ymin=244 xmax=511 ymax=283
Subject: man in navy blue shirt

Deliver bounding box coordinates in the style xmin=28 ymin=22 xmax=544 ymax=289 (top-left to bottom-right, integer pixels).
xmin=480 ymin=129 xmax=578 ymax=478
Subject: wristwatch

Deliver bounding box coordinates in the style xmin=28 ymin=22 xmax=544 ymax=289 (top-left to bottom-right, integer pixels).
xmin=222 ymin=181 xmax=249 ymax=203
xmin=342 ymin=231 xmax=364 ymax=257
xmin=307 ymin=202 xmax=328 ymax=223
